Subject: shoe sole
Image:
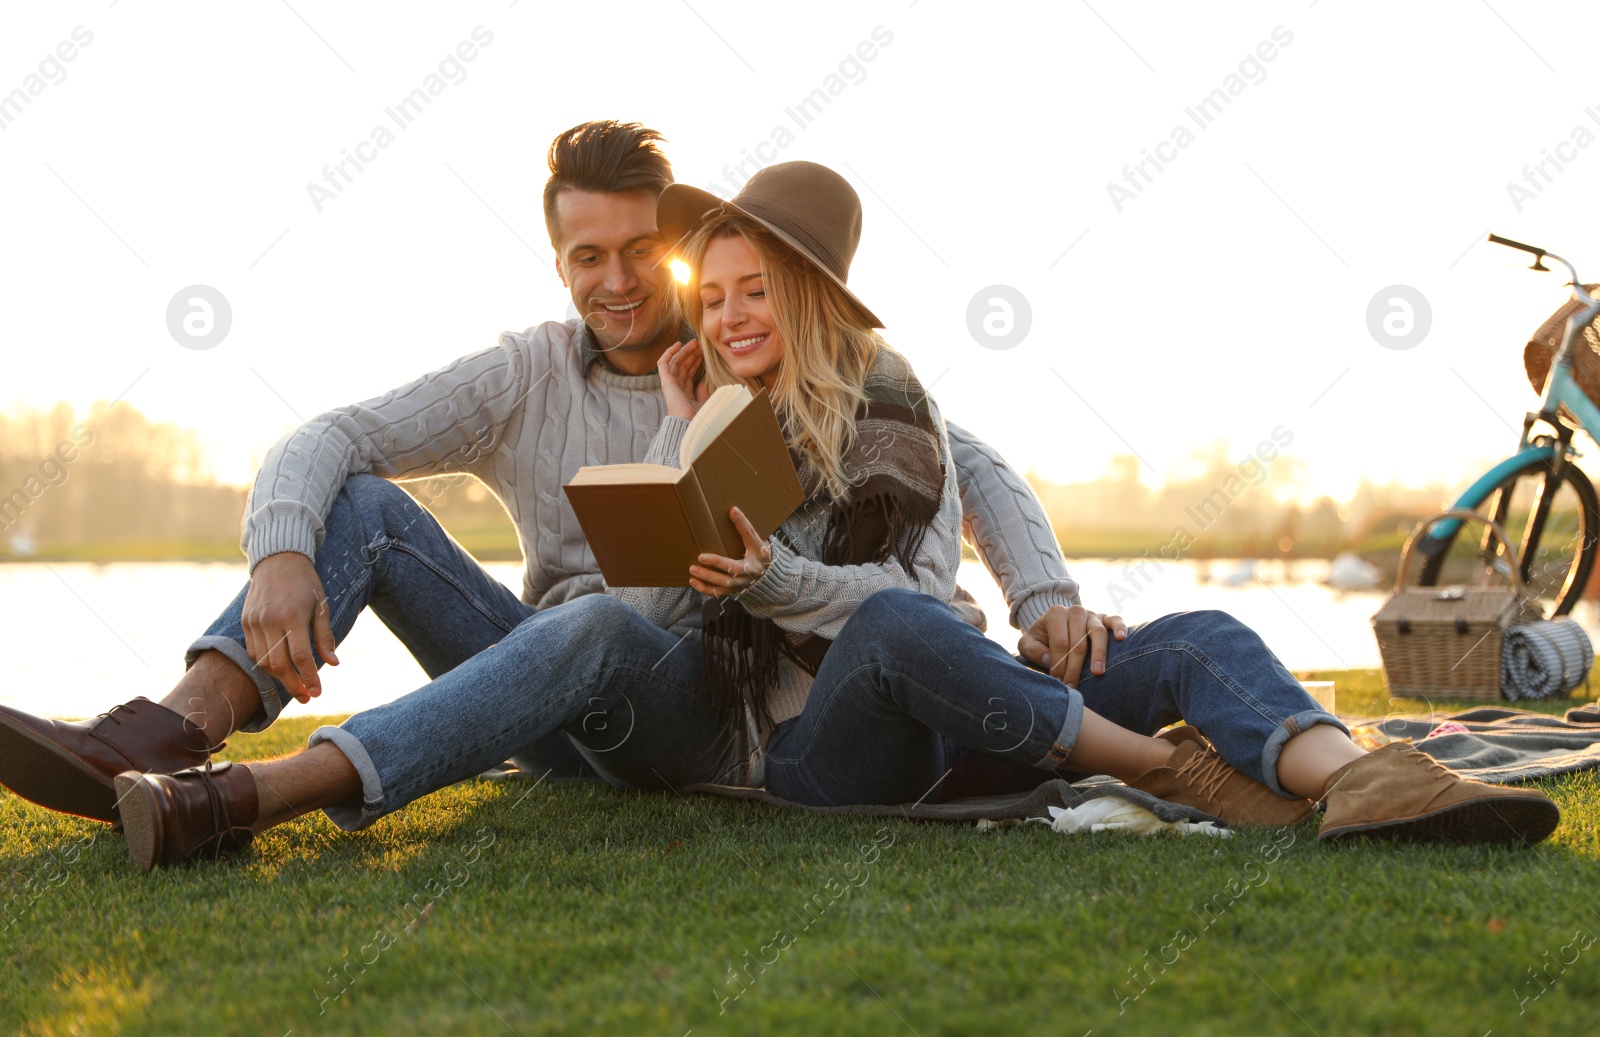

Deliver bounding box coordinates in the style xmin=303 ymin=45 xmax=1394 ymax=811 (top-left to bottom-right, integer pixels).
xmin=1228 ymin=804 xmax=1318 ymax=828
xmin=0 ymin=713 xmax=120 ymax=823
xmin=113 ymin=773 xmax=163 ymax=872
xmin=1319 ymin=795 xmax=1560 ymax=847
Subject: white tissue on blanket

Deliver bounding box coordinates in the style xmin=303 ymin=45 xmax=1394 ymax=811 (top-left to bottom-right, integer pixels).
xmin=1026 ymin=798 xmax=1232 ymax=837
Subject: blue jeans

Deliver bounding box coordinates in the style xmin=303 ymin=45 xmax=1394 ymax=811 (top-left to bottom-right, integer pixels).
xmin=185 ymin=474 xmax=593 ymax=777
xmin=762 ymin=588 xmax=1349 ymax=805
xmin=312 ymin=584 xmax=1347 ymax=828
xmin=311 ymin=593 xmax=742 ymax=829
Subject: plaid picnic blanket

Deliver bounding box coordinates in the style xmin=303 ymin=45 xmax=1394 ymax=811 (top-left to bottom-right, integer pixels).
xmin=681 ymin=777 xmax=1225 ymax=826
xmin=1349 ymin=701 xmax=1600 ymax=784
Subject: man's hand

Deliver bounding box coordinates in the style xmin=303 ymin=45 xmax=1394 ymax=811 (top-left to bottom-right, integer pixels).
xmin=241 ymin=551 xmax=339 ymax=704
xmin=1017 ymin=604 xmax=1127 ymax=685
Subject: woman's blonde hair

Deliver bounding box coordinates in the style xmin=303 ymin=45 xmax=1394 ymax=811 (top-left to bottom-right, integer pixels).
xmin=678 ymin=211 xmax=880 ymax=502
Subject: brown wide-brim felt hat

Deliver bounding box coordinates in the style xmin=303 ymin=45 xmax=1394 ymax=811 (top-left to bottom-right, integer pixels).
xmin=657 ymin=160 xmax=883 ymax=329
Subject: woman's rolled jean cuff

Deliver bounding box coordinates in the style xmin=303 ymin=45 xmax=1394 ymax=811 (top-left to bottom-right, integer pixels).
xmin=1260 ymin=708 xmax=1351 ymax=799
xmin=1037 ymin=684 xmax=1086 ymax=771
xmin=307 ymin=725 xmax=388 ymax=831
xmin=184 ymin=635 xmax=288 ymax=734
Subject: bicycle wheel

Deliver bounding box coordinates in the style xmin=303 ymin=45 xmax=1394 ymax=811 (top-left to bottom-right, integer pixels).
xmin=1415 ymin=455 xmax=1599 ymax=616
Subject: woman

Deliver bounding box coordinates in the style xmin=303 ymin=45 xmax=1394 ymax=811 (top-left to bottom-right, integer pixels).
xmin=611 ymin=160 xmax=964 ymax=789
xmin=643 ymin=162 xmax=1559 ymax=847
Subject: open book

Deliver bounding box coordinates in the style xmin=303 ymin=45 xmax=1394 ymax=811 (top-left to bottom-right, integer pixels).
xmin=564 ymin=386 xmax=806 ymax=587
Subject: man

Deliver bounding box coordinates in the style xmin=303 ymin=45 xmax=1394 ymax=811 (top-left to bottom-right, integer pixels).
xmin=0 ymin=121 xmax=1111 ymax=857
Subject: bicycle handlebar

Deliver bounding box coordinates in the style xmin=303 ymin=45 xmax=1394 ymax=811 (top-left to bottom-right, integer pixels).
xmin=1488 ymin=231 xmax=1585 ymax=292
xmin=1487 ymin=233 xmax=1547 ymax=258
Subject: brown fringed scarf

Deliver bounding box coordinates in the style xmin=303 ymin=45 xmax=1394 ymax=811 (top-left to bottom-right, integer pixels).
xmin=699 ymin=346 xmax=946 ymax=731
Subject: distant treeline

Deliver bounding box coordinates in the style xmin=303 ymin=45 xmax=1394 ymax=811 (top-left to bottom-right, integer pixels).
xmin=1 ymin=402 xmax=244 ymax=551
xmin=0 ymin=402 xmax=515 ymax=562
xmin=1028 ymin=448 xmax=1456 ymax=560
xmin=1 ymin=403 xmax=1454 ymax=564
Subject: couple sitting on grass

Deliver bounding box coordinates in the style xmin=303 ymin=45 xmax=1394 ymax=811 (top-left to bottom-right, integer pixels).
xmin=0 ymin=121 xmax=1559 ymax=869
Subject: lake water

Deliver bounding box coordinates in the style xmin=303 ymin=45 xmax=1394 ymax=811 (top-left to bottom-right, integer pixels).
xmin=5 ymin=558 xmax=1590 ymax=721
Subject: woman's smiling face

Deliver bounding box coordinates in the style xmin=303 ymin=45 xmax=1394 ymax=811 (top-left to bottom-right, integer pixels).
xmin=698 ymin=233 xmax=785 ymax=388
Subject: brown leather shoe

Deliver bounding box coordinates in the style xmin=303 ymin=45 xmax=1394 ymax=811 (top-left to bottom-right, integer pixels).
xmin=1130 ymin=730 xmax=1318 ymax=827
xmin=0 ymin=698 xmax=217 ymax=823
xmin=114 ymin=761 xmax=259 ymax=871
xmin=1318 ymin=743 xmax=1560 ymax=846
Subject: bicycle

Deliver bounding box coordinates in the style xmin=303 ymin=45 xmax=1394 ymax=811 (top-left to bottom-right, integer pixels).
xmin=1413 ymin=234 xmax=1600 ymax=616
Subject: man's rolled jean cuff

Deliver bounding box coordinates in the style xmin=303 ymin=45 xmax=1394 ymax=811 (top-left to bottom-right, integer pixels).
xmin=307 ymin=725 xmax=387 ymax=831
xmin=1260 ymin=708 xmax=1351 ymax=799
xmin=1038 ymin=684 xmax=1087 ymax=771
xmin=185 ymin=635 xmax=287 ymax=734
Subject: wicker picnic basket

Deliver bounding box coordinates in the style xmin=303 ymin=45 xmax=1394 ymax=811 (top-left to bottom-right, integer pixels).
xmin=1372 ymin=509 xmax=1545 ymax=701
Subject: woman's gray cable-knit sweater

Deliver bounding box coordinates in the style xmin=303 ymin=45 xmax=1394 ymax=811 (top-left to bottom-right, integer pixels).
xmin=243 ymin=319 xmax=1080 ymax=635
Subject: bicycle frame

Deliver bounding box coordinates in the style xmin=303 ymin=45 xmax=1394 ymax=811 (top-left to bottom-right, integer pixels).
xmin=1424 ymin=297 xmax=1600 ymax=551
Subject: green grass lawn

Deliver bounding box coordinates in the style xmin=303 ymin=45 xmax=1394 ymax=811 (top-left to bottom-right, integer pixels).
xmin=4 ymin=670 xmax=1599 ymax=1036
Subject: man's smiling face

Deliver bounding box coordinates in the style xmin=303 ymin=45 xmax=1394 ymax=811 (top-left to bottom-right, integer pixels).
xmin=552 ymin=188 xmax=677 ymax=374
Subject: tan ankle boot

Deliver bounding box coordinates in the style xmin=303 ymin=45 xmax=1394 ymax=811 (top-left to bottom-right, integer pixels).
xmin=1317 ymin=743 xmax=1559 ymax=846
xmin=1128 ymin=729 xmax=1318 ymax=827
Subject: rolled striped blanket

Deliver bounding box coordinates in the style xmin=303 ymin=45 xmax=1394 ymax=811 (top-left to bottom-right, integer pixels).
xmin=1501 ymin=619 xmax=1594 ymax=701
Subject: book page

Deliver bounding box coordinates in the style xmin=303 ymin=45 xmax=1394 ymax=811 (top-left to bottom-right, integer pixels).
xmin=679 ymin=385 xmax=753 ymax=467
xmin=567 ymin=463 xmax=681 ymax=485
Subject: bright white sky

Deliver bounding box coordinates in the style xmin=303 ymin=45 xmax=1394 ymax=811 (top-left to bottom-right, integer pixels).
xmin=3 ymin=1 xmax=1598 ymax=503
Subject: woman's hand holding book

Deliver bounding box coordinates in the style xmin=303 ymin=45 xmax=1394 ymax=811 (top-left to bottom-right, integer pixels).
xmin=689 ymin=506 xmax=773 ymax=598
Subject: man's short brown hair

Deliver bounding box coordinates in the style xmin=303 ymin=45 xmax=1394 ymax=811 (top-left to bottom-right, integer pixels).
xmin=543 ymin=120 xmax=673 ymax=245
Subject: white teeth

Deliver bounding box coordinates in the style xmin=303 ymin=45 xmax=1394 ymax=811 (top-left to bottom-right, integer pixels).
xmin=727 ymin=335 xmax=764 ymax=349
xmin=602 ymin=300 xmax=643 ymax=313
